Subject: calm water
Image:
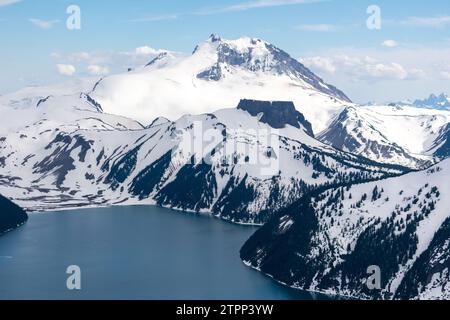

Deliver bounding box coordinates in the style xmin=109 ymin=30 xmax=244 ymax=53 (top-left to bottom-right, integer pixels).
xmin=0 ymin=206 xmax=325 ymax=300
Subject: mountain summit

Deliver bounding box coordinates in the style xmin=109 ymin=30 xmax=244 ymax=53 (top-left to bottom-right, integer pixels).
xmin=90 ymin=35 xmax=352 ymax=132
xmin=194 ymin=35 xmax=350 ymax=102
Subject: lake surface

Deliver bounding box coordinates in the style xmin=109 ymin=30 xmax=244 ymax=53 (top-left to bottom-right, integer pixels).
xmin=0 ymin=205 xmax=327 ymax=300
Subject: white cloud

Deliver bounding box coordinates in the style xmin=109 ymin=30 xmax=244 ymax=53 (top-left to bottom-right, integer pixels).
xmin=135 ymin=0 xmax=322 ymax=20
xmin=50 ymin=52 xmax=61 ymax=59
xmin=382 ymin=40 xmax=398 ymax=48
xmin=87 ymin=65 xmax=110 ymax=76
xmin=132 ymin=14 xmax=179 ymax=22
xmin=441 ymin=66 xmax=450 ymax=80
xmin=402 ymin=16 xmax=450 ymax=28
xmin=210 ymin=0 xmax=322 ymax=13
xmin=297 ymin=46 xmax=450 ymax=103
xmin=301 ymin=54 xmax=424 ymax=81
xmin=131 ymin=46 xmax=165 ymax=56
xmin=300 ymin=56 xmax=336 ymax=74
xmin=408 ymin=68 xmax=427 ymax=79
xmin=364 ymin=62 xmax=408 ymax=80
xmin=69 ymin=52 xmax=91 ymax=61
xmin=0 ymin=0 xmax=21 ymax=7
xmin=296 ymin=24 xmax=337 ymax=32
xmin=53 ymin=51 xmax=110 ymax=66
xmin=51 ymin=45 xmax=170 ymax=76
xmin=53 ymin=46 xmax=167 ymax=65
xmin=56 ymin=64 xmax=76 ymax=76
xmin=29 ymin=18 xmax=59 ymax=29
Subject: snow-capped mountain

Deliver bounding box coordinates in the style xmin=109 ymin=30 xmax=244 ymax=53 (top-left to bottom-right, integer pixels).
xmin=0 ymin=194 xmax=27 ymax=235
xmin=241 ymin=159 xmax=450 ymax=300
xmin=429 ymin=123 xmax=450 ymax=159
xmin=90 ymin=34 xmax=352 ymax=133
xmin=0 ymin=95 xmax=405 ymax=224
xmin=318 ymin=107 xmax=426 ymax=169
xmin=318 ymin=105 xmax=450 ymax=169
xmin=413 ymin=93 xmax=450 ymax=111
xmin=372 ymin=93 xmax=450 ymax=111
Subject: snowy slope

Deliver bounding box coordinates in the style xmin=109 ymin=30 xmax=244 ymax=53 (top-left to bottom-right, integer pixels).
xmin=0 ymin=97 xmax=406 ymax=224
xmin=0 ymin=78 xmax=100 ymax=110
xmin=241 ymin=159 xmax=450 ymax=299
xmin=318 ymin=105 xmax=450 ymax=168
xmin=90 ymin=35 xmax=352 ymax=133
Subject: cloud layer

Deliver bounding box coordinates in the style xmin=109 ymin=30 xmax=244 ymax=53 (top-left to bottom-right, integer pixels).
xmin=402 ymin=16 xmax=450 ymax=28
xmin=29 ymin=18 xmax=59 ymax=29
xmin=51 ymin=45 xmax=171 ymax=76
xmin=296 ymin=24 xmax=337 ymax=32
xmin=0 ymin=0 xmax=21 ymax=7
xmin=134 ymin=0 xmax=321 ymax=21
xmin=56 ymin=64 xmax=76 ymax=76
xmin=382 ymin=40 xmax=398 ymax=48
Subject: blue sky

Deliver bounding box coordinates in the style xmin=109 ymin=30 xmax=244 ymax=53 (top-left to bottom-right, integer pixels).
xmin=0 ymin=0 xmax=449 ymax=102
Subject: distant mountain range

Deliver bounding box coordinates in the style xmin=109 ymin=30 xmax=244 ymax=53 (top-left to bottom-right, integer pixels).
xmin=412 ymin=93 xmax=450 ymax=111
xmin=374 ymin=93 xmax=450 ymax=111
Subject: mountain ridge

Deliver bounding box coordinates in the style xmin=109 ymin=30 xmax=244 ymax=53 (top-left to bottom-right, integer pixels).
xmin=241 ymin=159 xmax=450 ymax=299
xmin=0 ymin=194 xmax=28 ymax=235
xmin=0 ymin=97 xmax=407 ymax=224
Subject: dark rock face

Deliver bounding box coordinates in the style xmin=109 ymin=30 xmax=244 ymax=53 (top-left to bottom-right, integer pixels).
xmin=433 ymin=124 xmax=450 ymax=159
xmin=318 ymin=108 xmax=361 ymax=151
xmin=395 ymin=217 xmax=450 ymax=300
xmin=129 ymin=151 xmax=173 ymax=200
xmin=0 ymin=194 xmax=28 ymax=235
xmin=155 ymin=161 xmax=217 ymax=212
xmin=197 ymin=63 xmax=222 ymax=81
xmin=237 ymin=99 xmax=315 ymax=136
xmin=33 ymin=133 xmax=94 ymax=188
xmin=105 ymin=145 xmax=141 ymax=191
xmin=146 ymin=52 xmax=169 ymax=67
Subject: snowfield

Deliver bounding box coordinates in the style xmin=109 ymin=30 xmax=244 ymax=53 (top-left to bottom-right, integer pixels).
xmin=90 ymin=35 xmax=351 ymax=133
xmin=319 ymin=105 xmax=450 ymax=169
xmin=0 ymin=95 xmax=405 ymax=223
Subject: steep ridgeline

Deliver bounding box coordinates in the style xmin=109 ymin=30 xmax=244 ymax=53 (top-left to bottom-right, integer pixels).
xmin=429 ymin=123 xmax=450 ymax=160
xmin=412 ymin=93 xmax=450 ymax=111
xmin=318 ymin=105 xmax=450 ymax=169
xmin=0 ymin=194 xmax=28 ymax=235
xmin=91 ymin=35 xmax=351 ymax=133
xmin=241 ymin=159 xmax=450 ymax=299
xmin=0 ymin=97 xmax=407 ymax=224
xmin=318 ymin=107 xmax=426 ymax=169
